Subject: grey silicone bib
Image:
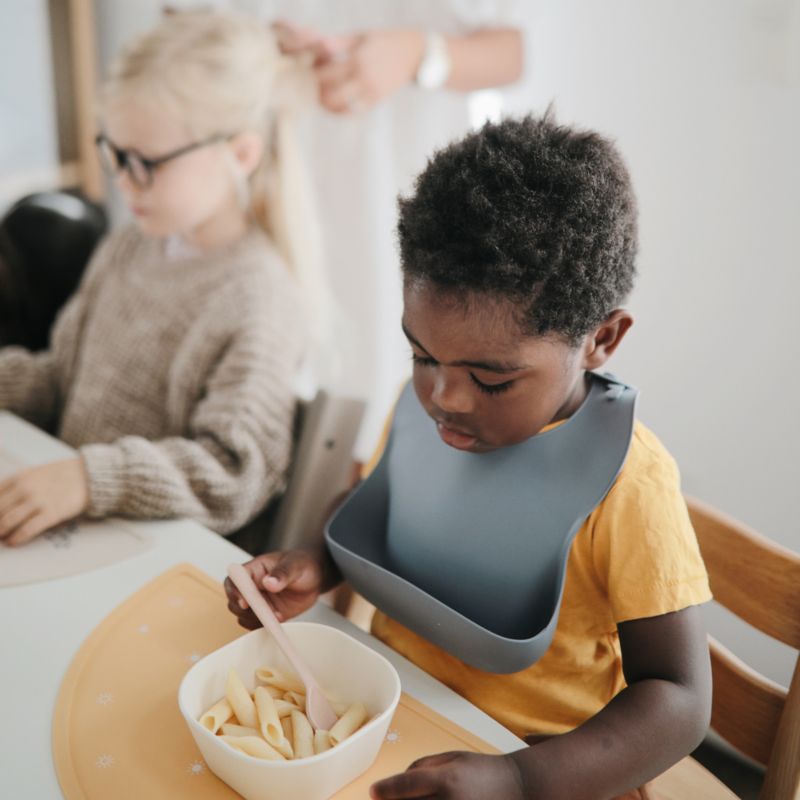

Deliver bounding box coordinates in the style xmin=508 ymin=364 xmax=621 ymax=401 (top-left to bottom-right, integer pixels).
xmin=326 ymin=372 xmax=637 ymax=673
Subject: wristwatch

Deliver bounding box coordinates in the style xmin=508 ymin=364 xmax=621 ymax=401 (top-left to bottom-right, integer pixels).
xmin=415 ymin=31 xmax=452 ymax=90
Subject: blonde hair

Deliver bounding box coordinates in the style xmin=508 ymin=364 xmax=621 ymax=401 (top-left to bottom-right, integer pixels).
xmin=101 ymin=10 xmax=330 ymax=351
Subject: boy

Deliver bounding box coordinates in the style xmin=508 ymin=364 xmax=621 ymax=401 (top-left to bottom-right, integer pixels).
xmin=226 ymin=113 xmax=713 ymax=800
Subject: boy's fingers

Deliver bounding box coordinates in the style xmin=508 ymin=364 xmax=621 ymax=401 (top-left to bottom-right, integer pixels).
xmin=370 ymin=768 xmax=439 ymax=799
xmin=262 ymin=572 xmax=288 ymax=591
xmin=248 ymin=553 xmax=279 ymax=576
xmin=224 ymin=587 xmax=250 ymax=616
xmin=223 ymin=577 xmax=248 ymax=610
xmin=225 ymin=593 xmax=242 ymax=616
xmin=233 ymin=608 xmax=261 ymax=630
xmin=408 ymin=751 xmax=459 ymax=771
xmin=261 ymin=555 xmax=302 ymax=591
xmin=224 ymin=591 xmax=261 ymax=629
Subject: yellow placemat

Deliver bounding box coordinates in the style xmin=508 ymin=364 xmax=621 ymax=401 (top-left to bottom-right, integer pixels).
xmin=53 ymin=564 xmax=499 ymax=800
xmin=0 ymin=450 xmax=152 ymax=587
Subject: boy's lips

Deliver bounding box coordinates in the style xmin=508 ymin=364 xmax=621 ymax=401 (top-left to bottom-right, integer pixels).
xmin=436 ymin=421 xmax=478 ymax=450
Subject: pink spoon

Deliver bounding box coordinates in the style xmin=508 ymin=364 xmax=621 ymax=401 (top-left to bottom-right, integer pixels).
xmin=226 ymin=563 xmax=338 ymax=731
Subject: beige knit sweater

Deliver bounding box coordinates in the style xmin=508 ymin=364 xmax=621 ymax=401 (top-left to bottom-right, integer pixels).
xmin=0 ymin=224 xmax=305 ymax=534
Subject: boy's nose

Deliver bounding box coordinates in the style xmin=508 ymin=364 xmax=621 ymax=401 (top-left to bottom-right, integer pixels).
xmin=431 ymin=369 xmax=474 ymax=415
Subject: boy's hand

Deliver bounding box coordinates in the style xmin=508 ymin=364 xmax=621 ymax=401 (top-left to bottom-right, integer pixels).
xmin=224 ymin=550 xmax=327 ymax=627
xmin=0 ymin=458 xmax=89 ymax=547
xmin=369 ymin=751 xmax=526 ymax=799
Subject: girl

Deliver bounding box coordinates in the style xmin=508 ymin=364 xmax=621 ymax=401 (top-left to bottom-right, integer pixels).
xmin=0 ymin=10 xmax=327 ymax=545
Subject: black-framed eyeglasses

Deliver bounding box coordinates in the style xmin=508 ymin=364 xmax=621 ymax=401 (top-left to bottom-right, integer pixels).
xmin=94 ymin=132 xmax=230 ymax=189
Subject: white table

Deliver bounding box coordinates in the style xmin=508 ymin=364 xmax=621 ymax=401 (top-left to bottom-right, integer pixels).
xmin=0 ymin=412 xmax=523 ymax=798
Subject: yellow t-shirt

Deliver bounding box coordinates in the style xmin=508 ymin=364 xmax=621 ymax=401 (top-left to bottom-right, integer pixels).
xmin=365 ymin=415 xmax=712 ymax=740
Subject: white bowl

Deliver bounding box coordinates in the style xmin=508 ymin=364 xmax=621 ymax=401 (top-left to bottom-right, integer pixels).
xmin=178 ymin=621 xmax=401 ymax=800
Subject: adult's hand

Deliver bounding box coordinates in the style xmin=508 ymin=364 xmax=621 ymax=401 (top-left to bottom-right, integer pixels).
xmin=315 ymin=29 xmax=425 ymax=113
xmin=274 ymin=21 xmax=425 ymax=113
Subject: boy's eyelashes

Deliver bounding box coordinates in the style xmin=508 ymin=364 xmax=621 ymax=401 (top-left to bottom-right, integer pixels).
xmin=410 ymin=353 xmax=437 ymax=367
xmin=470 ymin=374 xmax=514 ymax=395
xmin=410 ymin=353 xmax=514 ymax=396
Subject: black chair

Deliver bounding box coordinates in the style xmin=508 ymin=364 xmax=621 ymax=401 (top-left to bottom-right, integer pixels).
xmin=0 ymin=190 xmax=107 ymax=350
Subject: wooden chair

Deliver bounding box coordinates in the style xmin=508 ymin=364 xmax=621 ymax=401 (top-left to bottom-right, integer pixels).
xmin=229 ymin=390 xmax=365 ymax=556
xmin=653 ymin=496 xmax=800 ymax=800
xmin=267 ymin=389 xmax=365 ymax=551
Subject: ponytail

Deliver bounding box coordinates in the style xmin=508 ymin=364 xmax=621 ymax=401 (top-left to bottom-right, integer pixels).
xmin=250 ymin=105 xmax=331 ymax=360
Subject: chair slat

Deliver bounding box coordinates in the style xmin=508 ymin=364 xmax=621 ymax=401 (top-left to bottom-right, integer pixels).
xmin=652 ymin=756 xmax=739 ymax=799
xmin=708 ymin=638 xmax=786 ymax=766
xmin=687 ymin=498 xmax=800 ymax=649
xmin=760 ymin=657 xmax=800 ymax=800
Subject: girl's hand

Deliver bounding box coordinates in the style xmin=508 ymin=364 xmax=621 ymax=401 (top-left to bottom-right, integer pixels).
xmin=224 ymin=550 xmax=327 ymax=628
xmin=369 ymin=751 xmax=526 ymax=799
xmin=0 ymin=458 xmax=90 ymax=546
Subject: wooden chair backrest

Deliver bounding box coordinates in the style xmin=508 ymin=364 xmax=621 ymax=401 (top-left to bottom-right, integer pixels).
xmin=686 ymin=496 xmax=800 ymax=800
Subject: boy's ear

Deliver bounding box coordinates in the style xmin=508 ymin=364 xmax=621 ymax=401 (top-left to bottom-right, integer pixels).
xmin=581 ymin=309 xmax=634 ymax=370
xmin=229 ymin=131 xmax=264 ymax=178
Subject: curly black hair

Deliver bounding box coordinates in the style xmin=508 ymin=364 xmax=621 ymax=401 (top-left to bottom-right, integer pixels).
xmin=397 ymin=112 xmax=638 ymax=342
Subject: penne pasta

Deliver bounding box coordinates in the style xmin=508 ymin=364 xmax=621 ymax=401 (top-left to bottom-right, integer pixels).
xmin=199 ymin=663 xmax=373 ymax=762
xmin=313 ymin=729 xmax=332 ymax=754
xmin=331 ymin=700 xmax=352 ymax=717
xmin=290 ymin=709 xmax=315 ymax=759
xmin=199 ymin=697 xmax=234 ymax=733
xmin=221 ymin=723 xmax=260 ymax=737
xmin=254 ymin=686 xmax=283 ymax=746
xmin=273 ymin=698 xmax=297 ymax=718
xmin=284 ymin=691 xmax=306 ymax=711
xmin=255 ymin=667 xmax=305 ymax=694
xmin=221 ymin=735 xmax=285 ymax=761
xmin=226 ymin=668 xmax=258 ymax=729
xmin=329 ymin=702 xmax=367 ymax=745
xmin=274 ymin=735 xmax=294 ymax=760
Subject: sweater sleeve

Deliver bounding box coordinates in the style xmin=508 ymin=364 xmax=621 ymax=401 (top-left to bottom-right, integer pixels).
xmin=79 ymin=292 xmax=304 ymax=534
xmin=0 ymin=271 xmax=92 ymax=429
xmin=0 ymin=230 xmax=122 ymax=429
xmin=0 ymin=347 xmax=60 ymax=429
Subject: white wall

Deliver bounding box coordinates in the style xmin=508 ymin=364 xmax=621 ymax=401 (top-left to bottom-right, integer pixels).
xmin=507 ymin=0 xmax=800 ymax=686
xmin=92 ymin=0 xmax=164 ymax=224
xmin=0 ymin=0 xmax=59 ymax=211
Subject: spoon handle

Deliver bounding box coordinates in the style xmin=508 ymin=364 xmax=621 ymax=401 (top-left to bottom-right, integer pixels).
xmin=226 ymin=563 xmax=315 ymax=688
